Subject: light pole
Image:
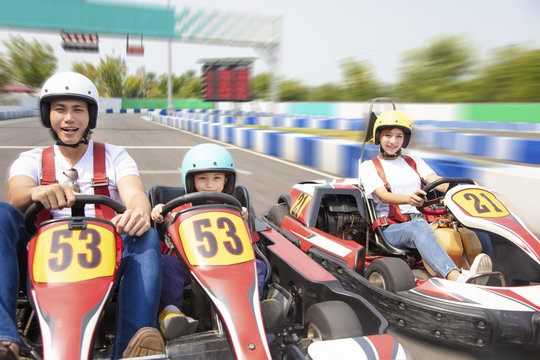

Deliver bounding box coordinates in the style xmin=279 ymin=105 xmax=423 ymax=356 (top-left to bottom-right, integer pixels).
xmin=166 ymin=0 xmax=174 ymax=115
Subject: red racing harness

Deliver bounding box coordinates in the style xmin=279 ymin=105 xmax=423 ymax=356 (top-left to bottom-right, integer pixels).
xmin=38 ymin=142 xmax=116 ymax=223
xmin=370 ymin=155 xmax=424 ymax=232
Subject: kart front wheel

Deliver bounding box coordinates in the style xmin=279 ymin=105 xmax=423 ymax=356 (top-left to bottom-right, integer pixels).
xmin=267 ymin=203 xmax=289 ymax=227
xmin=365 ymin=257 xmax=416 ymax=292
xmin=305 ymin=301 xmax=363 ymax=340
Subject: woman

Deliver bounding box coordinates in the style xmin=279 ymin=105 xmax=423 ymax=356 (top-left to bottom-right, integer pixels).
xmin=359 ymin=110 xmax=492 ymax=282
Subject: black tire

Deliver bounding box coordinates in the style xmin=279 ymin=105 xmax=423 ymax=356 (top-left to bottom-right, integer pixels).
xmin=305 ymin=301 xmax=363 ymax=340
xmin=267 ymin=203 xmax=289 ymax=227
xmin=365 ymin=257 xmax=416 ymax=292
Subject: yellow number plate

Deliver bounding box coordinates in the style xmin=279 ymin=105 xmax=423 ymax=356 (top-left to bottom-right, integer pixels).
xmin=33 ymin=223 xmax=117 ymax=283
xmin=178 ymin=211 xmax=254 ymax=266
xmin=290 ymin=193 xmax=311 ymax=219
xmin=451 ymin=188 xmax=509 ymax=218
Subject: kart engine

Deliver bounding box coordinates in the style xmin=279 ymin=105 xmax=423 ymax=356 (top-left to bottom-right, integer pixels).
xmin=316 ymin=195 xmax=367 ymax=240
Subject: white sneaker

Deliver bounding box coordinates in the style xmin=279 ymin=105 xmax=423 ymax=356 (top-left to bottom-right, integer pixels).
xmin=457 ymin=253 xmax=492 ymax=285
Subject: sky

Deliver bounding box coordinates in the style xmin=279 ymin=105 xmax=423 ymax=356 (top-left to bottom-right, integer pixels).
xmin=1 ymin=0 xmax=539 ymax=86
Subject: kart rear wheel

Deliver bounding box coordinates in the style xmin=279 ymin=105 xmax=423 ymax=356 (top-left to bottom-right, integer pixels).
xmin=365 ymin=257 xmax=416 ymax=292
xmin=305 ymin=301 xmax=363 ymax=340
xmin=267 ymin=203 xmax=289 ymax=227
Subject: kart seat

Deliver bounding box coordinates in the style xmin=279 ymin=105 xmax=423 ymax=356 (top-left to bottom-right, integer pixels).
xmin=147 ymin=184 xmax=255 ymax=240
xmin=361 ymin=190 xmax=412 ymax=256
xmin=148 ymin=185 xmax=186 ymax=242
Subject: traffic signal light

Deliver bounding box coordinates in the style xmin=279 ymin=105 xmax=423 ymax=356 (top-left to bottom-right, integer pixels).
xmin=61 ymin=32 xmax=99 ymax=52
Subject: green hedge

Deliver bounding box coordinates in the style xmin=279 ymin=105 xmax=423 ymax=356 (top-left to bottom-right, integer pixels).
xmin=121 ymin=98 xmax=214 ymax=109
xmin=460 ymin=104 xmax=540 ymax=123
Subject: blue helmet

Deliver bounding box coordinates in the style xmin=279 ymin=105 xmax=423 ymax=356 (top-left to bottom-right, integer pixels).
xmin=181 ymin=143 xmax=236 ymax=194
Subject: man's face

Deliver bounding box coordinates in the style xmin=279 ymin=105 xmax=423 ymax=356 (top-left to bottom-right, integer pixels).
xmin=193 ymin=172 xmax=227 ymax=192
xmin=49 ymin=98 xmax=89 ymax=145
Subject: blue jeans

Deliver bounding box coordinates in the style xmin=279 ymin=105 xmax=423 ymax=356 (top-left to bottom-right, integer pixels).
xmin=0 ymin=202 xmax=28 ymax=346
xmin=382 ymin=218 xmax=459 ymax=278
xmin=160 ymin=255 xmax=267 ymax=312
xmin=0 ymin=202 xmax=162 ymax=359
xmin=111 ymin=228 xmax=162 ymax=359
xmin=475 ymin=231 xmax=492 ymax=257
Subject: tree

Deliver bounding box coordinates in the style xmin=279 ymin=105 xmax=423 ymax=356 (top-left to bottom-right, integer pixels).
xmin=475 ymin=46 xmax=540 ymax=102
xmin=175 ymin=70 xmax=202 ymax=98
xmin=393 ymin=36 xmax=475 ymax=102
xmin=279 ymin=79 xmax=309 ymax=101
xmin=251 ymin=72 xmax=271 ymax=100
xmin=0 ymin=54 xmax=10 ymax=88
xmin=124 ymin=75 xmax=143 ymax=98
xmin=71 ymin=61 xmax=101 ymax=92
xmin=98 ymin=55 xmax=126 ymax=97
xmin=307 ymin=83 xmax=343 ymax=101
xmin=3 ymin=34 xmax=56 ymax=88
xmin=179 ymin=76 xmax=203 ymax=99
xmin=339 ymin=57 xmax=383 ymax=101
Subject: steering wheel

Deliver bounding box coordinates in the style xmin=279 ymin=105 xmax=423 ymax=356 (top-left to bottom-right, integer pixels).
xmin=417 ymin=177 xmax=476 ymax=212
xmin=24 ymin=195 xmax=126 ymax=234
xmin=161 ymin=191 xmax=243 ymax=217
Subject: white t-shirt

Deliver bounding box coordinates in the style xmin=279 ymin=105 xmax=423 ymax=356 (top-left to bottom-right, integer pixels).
xmin=359 ymin=155 xmax=434 ymax=218
xmin=9 ymin=140 xmax=139 ymax=218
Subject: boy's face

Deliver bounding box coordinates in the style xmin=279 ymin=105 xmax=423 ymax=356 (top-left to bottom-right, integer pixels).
xmin=193 ymin=172 xmax=227 ymax=192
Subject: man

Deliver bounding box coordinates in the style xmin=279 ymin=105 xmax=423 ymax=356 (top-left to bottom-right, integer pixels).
xmin=0 ymin=72 xmax=164 ymax=359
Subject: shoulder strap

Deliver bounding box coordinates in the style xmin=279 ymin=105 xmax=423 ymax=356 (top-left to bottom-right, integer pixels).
xmin=92 ymin=142 xmax=115 ymax=220
xmin=37 ymin=147 xmax=56 ymax=225
xmin=371 ymin=157 xmax=389 ymax=191
xmin=370 ymin=156 xmax=410 ymax=231
xmin=402 ymin=155 xmax=424 ymax=188
xmin=39 ymin=142 xmax=115 ymax=221
xmin=40 ymin=146 xmax=56 ymax=185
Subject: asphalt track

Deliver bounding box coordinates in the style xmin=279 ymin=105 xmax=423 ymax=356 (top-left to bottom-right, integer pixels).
xmin=0 ymin=114 xmax=536 ymax=360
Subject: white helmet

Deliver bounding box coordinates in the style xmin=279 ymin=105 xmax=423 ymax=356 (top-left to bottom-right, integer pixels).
xmin=40 ymin=71 xmax=99 ymax=129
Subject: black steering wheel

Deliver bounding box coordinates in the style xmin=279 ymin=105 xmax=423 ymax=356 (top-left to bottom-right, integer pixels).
xmin=161 ymin=191 xmax=243 ymax=217
xmin=417 ymin=177 xmax=476 ymax=212
xmin=24 ymin=195 xmax=126 ymax=234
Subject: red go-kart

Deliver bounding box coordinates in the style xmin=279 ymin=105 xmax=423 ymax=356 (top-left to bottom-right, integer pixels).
xmin=148 ymin=185 xmax=408 ymax=359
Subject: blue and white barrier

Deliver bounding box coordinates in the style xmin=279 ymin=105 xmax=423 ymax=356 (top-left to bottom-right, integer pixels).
xmin=0 ymin=106 xmax=39 ymax=120
xmin=415 ymin=128 xmax=540 ymax=165
xmin=104 ymin=108 xmax=145 ymax=114
xmin=147 ymin=110 xmax=477 ymax=179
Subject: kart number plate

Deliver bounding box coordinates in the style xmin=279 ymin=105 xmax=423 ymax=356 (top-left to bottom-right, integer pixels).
xmin=290 ymin=192 xmax=311 ymax=219
xmin=451 ymin=188 xmax=509 ymax=218
xmin=178 ymin=211 xmax=254 ymax=266
xmin=33 ymin=223 xmax=117 ymax=283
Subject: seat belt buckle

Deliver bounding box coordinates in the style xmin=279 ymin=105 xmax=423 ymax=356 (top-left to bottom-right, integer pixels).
xmin=91 ymin=177 xmax=109 ymax=187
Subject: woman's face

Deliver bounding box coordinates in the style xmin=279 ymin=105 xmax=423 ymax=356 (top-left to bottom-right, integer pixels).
xmin=380 ymin=127 xmax=405 ymax=156
xmin=193 ymin=172 xmax=227 ymax=192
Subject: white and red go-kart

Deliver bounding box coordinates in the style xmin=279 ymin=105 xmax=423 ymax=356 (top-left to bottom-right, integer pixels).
xmin=265 ymin=177 xmax=540 ymax=354
xmin=15 ymin=191 xmax=408 ymax=360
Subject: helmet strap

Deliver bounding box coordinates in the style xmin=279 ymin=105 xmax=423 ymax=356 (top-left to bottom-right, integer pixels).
xmin=50 ymin=128 xmax=92 ymax=148
xmin=379 ymin=145 xmax=401 ymax=159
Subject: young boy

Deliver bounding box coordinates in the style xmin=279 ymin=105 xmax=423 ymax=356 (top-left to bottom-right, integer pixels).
xmin=151 ymin=143 xmax=266 ymax=340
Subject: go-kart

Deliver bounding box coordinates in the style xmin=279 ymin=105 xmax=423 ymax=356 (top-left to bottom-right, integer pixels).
xmin=147 ymin=185 xmax=408 ymax=359
xmin=18 ymin=195 xmax=168 ymax=359
xmin=264 ymin=175 xmax=540 ymax=353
